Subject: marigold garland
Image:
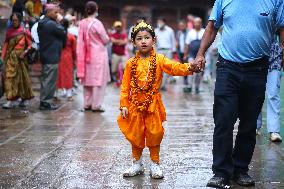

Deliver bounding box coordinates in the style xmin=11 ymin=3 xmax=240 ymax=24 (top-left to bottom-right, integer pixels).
xmin=130 ymin=49 xmax=157 ymax=112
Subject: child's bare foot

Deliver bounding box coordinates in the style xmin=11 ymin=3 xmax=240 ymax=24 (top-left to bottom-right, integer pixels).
xmin=123 ymin=158 xmax=144 ymax=177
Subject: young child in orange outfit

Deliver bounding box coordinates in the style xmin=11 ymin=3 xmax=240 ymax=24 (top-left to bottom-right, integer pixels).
xmin=117 ymin=20 xmax=201 ymax=179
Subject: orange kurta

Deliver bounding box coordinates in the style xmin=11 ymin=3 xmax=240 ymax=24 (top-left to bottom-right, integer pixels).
xmin=117 ymin=53 xmax=192 ymax=149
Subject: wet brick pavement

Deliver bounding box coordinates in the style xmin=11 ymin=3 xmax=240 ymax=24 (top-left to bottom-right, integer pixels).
xmin=0 ymin=80 xmax=283 ymax=189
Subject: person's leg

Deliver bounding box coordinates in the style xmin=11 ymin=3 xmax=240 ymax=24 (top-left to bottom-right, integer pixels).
xmin=40 ymin=64 xmax=58 ymax=103
xmin=145 ymin=111 xmax=164 ymax=179
xmin=91 ymin=84 xmax=106 ymax=110
xmin=195 ymin=72 xmax=203 ymax=93
xmin=83 ymin=86 xmax=92 ymax=109
xmin=232 ymin=62 xmax=268 ymax=186
xmin=149 ymin=145 xmax=160 ymax=164
xmin=212 ymin=60 xmax=240 ymax=178
xmin=266 ymin=70 xmax=281 ymax=133
xmin=207 ymin=59 xmax=240 ymax=188
xmin=111 ymin=54 xmax=119 ymax=82
xmin=132 ymin=145 xmax=143 ymax=160
xmin=123 ymin=144 xmax=145 ymax=177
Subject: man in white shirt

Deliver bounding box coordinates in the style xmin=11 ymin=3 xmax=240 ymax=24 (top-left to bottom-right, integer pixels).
xmin=183 ymin=17 xmax=205 ymax=93
xmin=155 ymin=17 xmax=176 ymax=91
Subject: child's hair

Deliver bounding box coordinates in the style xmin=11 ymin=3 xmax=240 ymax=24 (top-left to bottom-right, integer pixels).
xmin=131 ymin=20 xmax=156 ymax=42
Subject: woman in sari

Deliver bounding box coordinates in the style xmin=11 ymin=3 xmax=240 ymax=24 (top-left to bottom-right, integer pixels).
xmin=1 ymin=12 xmax=34 ymax=109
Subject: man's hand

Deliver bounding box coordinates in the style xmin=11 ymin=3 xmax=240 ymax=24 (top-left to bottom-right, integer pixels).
xmin=121 ymin=107 xmax=128 ymax=119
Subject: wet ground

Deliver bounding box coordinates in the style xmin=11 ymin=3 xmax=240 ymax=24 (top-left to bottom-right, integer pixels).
xmin=0 ymin=79 xmax=283 ymax=189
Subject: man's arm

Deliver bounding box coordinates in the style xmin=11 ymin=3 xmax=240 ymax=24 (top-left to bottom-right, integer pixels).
xmin=195 ymin=21 xmax=218 ymax=69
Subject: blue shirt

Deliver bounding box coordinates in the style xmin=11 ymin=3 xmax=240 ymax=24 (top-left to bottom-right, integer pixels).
xmin=209 ymin=0 xmax=284 ymax=63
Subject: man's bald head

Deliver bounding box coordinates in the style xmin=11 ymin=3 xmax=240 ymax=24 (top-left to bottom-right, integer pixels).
xmin=194 ymin=17 xmax=203 ymax=30
xmin=45 ymin=4 xmax=59 ymax=21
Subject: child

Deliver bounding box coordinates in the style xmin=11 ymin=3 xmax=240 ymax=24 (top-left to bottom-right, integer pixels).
xmin=117 ymin=20 xmax=200 ymax=179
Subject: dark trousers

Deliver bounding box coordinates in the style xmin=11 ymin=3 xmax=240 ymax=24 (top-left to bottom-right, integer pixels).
xmin=212 ymin=56 xmax=268 ymax=178
xmin=40 ymin=63 xmax=58 ymax=103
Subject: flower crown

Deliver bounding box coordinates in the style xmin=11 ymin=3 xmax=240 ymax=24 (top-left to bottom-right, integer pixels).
xmin=132 ymin=20 xmax=154 ymax=34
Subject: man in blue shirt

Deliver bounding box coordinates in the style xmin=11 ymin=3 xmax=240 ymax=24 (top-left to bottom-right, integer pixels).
xmin=195 ymin=0 xmax=284 ymax=188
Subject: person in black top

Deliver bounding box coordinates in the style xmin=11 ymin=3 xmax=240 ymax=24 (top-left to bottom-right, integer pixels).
xmin=38 ymin=3 xmax=66 ymax=110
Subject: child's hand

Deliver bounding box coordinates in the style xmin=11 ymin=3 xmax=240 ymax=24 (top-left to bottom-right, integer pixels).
xmin=189 ymin=62 xmax=203 ymax=73
xmin=121 ymin=107 xmax=129 ymax=119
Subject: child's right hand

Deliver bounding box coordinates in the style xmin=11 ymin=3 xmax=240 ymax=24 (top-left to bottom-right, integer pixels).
xmin=120 ymin=107 xmax=129 ymax=119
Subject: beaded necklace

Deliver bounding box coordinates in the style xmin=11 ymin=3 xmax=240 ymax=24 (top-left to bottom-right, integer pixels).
xmin=130 ymin=49 xmax=157 ymax=112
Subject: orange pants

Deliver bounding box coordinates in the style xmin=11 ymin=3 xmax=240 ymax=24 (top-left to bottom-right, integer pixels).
xmin=132 ymin=145 xmax=160 ymax=163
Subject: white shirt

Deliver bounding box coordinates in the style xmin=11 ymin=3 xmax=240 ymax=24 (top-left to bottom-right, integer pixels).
xmin=155 ymin=25 xmax=176 ymax=52
xmin=31 ymin=15 xmax=44 ymax=49
xmin=185 ymin=28 xmax=205 ymax=45
xmin=68 ymin=25 xmax=78 ymax=37
xmin=31 ymin=22 xmax=39 ymax=49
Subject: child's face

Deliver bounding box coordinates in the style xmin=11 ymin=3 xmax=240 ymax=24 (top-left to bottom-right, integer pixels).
xmin=133 ymin=30 xmax=155 ymax=55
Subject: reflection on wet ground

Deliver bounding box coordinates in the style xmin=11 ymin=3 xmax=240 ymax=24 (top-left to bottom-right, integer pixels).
xmin=0 ymin=81 xmax=283 ymax=188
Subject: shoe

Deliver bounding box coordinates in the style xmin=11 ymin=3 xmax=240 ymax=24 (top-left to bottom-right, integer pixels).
xmin=123 ymin=158 xmax=144 ymax=177
xmin=183 ymin=87 xmax=192 ymax=93
xmin=207 ymin=175 xmax=231 ymax=188
xmin=233 ymin=173 xmax=255 ymax=187
xmin=2 ymin=101 xmax=13 ymax=109
xmin=83 ymin=106 xmax=92 ymax=111
xmin=39 ymin=102 xmax=59 ymax=110
xmin=195 ymin=87 xmax=200 ymax=94
xmin=269 ymin=132 xmax=282 ymax=142
xmin=18 ymin=100 xmax=26 ymax=108
xmin=149 ymin=161 xmax=164 ymax=179
xmin=92 ymin=107 xmax=105 ymax=113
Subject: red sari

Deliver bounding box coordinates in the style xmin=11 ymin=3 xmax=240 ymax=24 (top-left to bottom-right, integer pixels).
xmin=57 ymin=33 xmax=76 ymax=89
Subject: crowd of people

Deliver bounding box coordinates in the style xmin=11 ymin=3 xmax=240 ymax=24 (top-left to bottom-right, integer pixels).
xmin=0 ymin=0 xmax=284 ymax=188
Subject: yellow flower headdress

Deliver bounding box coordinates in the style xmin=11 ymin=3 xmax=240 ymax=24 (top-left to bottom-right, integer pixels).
xmin=131 ymin=20 xmax=155 ymax=41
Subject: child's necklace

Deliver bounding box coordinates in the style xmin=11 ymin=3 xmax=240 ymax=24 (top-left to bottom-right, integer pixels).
xmin=140 ymin=61 xmax=151 ymax=90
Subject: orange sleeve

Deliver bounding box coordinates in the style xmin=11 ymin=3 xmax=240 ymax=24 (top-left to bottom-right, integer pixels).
xmin=159 ymin=55 xmax=193 ymax=76
xmin=120 ymin=59 xmax=132 ymax=108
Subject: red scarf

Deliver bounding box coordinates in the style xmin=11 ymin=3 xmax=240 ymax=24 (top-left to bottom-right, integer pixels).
xmin=5 ymin=26 xmax=30 ymax=42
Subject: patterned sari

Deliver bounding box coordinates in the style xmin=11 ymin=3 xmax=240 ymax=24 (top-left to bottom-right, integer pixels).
xmin=2 ymin=26 xmax=34 ymax=101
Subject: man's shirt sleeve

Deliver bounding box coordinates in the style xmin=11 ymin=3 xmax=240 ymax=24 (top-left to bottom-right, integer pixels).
xmin=275 ymin=0 xmax=284 ymax=28
xmin=209 ymin=0 xmax=223 ymax=29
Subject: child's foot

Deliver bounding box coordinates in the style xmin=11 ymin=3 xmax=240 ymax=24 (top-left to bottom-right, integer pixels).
xmin=123 ymin=159 xmax=144 ymax=177
xmin=150 ymin=161 xmax=164 ymax=179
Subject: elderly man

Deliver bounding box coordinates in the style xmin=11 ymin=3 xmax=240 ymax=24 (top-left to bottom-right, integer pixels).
xmin=195 ymin=0 xmax=284 ymax=188
xmin=38 ymin=4 xmax=66 ymax=110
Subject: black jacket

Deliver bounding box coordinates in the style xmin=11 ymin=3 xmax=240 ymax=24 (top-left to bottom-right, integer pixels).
xmin=38 ymin=17 xmax=66 ymax=64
